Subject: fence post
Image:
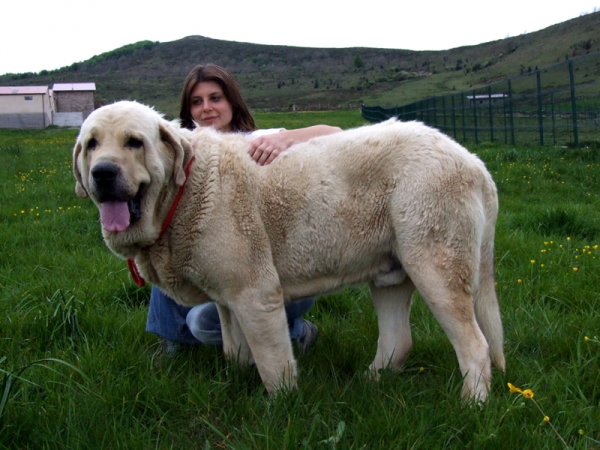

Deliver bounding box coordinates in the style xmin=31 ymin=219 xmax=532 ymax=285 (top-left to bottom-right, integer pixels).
xmin=551 ymin=92 xmax=556 ymax=146
xmin=442 ymin=96 xmax=447 ymax=133
xmin=452 ymin=94 xmax=457 ymax=139
xmin=537 ymin=70 xmax=544 ymax=146
xmin=472 ymin=90 xmax=478 ymax=144
xmin=461 ymin=94 xmax=466 ymax=142
xmin=503 ymin=88 xmax=508 ymax=144
xmin=508 ymin=79 xmax=515 ymax=145
xmin=569 ymin=59 xmax=579 ymax=147
xmin=488 ymin=85 xmax=494 ymax=142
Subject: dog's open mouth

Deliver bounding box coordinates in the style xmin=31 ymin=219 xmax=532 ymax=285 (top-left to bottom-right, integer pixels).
xmin=100 ymin=190 xmax=143 ymax=232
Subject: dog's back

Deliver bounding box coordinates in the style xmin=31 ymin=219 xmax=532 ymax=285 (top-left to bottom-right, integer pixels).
xmin=244 ymin=120 xmax=491 ymax=288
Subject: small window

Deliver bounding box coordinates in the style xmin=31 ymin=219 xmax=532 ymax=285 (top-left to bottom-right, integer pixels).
xmin=24 ymin=96 xmax=33 ymax=101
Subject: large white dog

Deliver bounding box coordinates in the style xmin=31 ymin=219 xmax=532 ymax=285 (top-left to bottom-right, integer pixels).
xmin=73 ymin=101 xmax=504 ymax=401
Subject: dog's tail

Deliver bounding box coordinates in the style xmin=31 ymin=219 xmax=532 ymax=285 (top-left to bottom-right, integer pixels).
xmin=474 ymin=176 xmax=505 ymax=371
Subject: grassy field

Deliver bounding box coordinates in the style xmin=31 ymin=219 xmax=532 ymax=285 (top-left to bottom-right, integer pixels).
xmin=1 ymin=111 xmax=599 ymax=449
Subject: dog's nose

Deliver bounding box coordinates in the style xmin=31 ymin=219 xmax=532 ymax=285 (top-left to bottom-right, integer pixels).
xmin=92 ymin=163 xmax=119 ymax=191
xmin=92 ymin=162 xmax=119 ymax=187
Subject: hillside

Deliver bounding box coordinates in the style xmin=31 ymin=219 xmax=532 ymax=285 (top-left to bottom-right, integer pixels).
xmin=1 ymin=11 xmax=599 ymax=118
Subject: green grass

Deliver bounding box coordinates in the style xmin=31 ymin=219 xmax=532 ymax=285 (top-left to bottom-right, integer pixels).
xmin=254 ymin=109 xmax=369 ymax=130
xmin=1 ymin=116 xmax=599 ymax=449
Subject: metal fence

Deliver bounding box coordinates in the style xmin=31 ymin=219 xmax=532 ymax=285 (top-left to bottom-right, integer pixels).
xmin=361 ymin=52 xmax=600 ymax=147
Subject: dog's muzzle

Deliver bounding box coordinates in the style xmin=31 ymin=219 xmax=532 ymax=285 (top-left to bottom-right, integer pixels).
xmin=91 ymin=162 xmax=143 ymax=231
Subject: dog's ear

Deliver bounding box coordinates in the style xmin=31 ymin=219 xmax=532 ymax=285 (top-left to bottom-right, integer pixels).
xmin=72 ymin=140 xmax=89 ymax=198
xmin=159 ymin=122 xmax=187 ymax=186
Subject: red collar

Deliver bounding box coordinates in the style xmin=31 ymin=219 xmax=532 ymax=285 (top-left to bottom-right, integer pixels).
xmin=127 ymin=156 xmax=195 ymax=287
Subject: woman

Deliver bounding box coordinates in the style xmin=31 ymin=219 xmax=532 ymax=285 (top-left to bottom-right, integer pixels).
xmin=146 ymin=64 xmax=342 ymax=355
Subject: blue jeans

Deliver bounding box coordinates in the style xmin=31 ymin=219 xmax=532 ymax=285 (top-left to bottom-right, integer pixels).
xmin=146 ymin=286 xmax=315 ymax=347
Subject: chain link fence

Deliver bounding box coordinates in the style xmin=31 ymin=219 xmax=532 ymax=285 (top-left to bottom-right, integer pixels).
xmin=362 ymin=52 xmax=600 ymax=147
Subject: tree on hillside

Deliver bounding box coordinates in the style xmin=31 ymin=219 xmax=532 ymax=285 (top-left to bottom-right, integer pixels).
xmin=353 ymin=54 xmax=365 ymax=69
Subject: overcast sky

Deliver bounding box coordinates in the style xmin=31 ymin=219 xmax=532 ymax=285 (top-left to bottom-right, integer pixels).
xmin=2 ymin=1 xmax=598 ymax=76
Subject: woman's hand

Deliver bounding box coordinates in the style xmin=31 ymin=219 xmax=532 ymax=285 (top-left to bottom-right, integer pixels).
xmin=248 ymin=125 xmax=342 ymax=166
xmin=248 ymin=133 xmax=290 ymax=166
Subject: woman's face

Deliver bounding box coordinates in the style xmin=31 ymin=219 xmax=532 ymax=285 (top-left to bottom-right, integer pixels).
xmin=189 ymin=81 xmax=233 ymax=132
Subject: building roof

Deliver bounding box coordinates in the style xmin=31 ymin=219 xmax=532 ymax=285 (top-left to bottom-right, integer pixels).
xmin=52 ymin=83 xmax=96 ymax=92
xmin=0 ymin=86 xmax=49 ymax=95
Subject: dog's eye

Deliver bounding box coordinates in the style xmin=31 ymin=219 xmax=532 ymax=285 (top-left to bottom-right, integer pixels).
xmin=126 ymin=137 xmax=144 ymax=149
xmin=86 ymin=138 xmax=97 ymax=150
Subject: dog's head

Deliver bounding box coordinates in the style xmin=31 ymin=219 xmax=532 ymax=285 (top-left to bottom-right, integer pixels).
xmin=73 ymin=101 xmax=189 ymax=258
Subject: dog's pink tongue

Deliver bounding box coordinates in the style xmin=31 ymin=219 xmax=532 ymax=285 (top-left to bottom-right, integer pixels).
xmin=101 ymin=201 xmax=130 ymax=232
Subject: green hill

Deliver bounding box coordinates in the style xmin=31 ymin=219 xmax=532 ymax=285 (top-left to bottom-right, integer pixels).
xmin=1 ymin=11 xmax=599 ymax=118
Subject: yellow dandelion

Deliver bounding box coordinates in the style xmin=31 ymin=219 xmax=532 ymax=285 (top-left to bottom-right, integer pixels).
xmin=419 ymin=367 xmax=425 ymax=373
xmin=544 ymin=416 xmax=550 ymax=423
xmin=531 ymin=260 xmax=535 ymax=264
xmin=517 ymin=279 xmax=523 ymax=284
xmin=579 ymin=429 xmax=585 ymax=435
xmin=584 ymin=336 xmax=589 ymax=342
xmin=541 ymin=264 xmax=545 ymax=268
xmin=573 ymin=267 xmax=579 ymax=272
xmin=507 ymin=382 xmax=522 ymax=394
xmin=523 ymin=389 xmax=534 ymax=399
xmin=567 ymin=237 xmax=571 ymax=241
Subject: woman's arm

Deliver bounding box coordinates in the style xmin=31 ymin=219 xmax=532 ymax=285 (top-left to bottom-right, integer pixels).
xmin=248 ymin=125 xmax=342 ymax=166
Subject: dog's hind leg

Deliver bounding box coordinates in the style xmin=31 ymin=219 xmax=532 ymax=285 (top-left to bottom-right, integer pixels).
xmin=473 ymin=193 xmax=505 ymax=372
xmin=404 ymin=255 xmax=492 ymax=402
xmin=368 ymin=278 xmax=416 ymax=378
xmin=473 ymin=242 xmax=505 ymax=372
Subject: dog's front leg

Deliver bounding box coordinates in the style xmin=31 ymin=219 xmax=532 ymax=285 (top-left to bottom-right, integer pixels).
xmin=227 ymin=287 xmax=297 ymax=393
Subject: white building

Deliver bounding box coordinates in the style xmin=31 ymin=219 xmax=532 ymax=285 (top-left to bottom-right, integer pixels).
xmin=0 ymin=86 xmax=53 ymax=129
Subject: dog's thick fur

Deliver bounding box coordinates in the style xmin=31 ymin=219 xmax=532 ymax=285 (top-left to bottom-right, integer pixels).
xmin=73 ymin=101 xmax=504 ymax=401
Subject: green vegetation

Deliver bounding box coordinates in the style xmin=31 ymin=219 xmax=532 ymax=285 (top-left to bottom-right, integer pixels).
xmin=1 ymin=114 xmax=599 ymax=448
xmin=1 ymin=12 xmax=599 ymax=116
xmin=353 ymin=54 xmax=365 ymax=69
xmin=86 ymin=41 xmax=160 ymax=67
xmin=254 ymin=109 xmax=367 ymax=130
